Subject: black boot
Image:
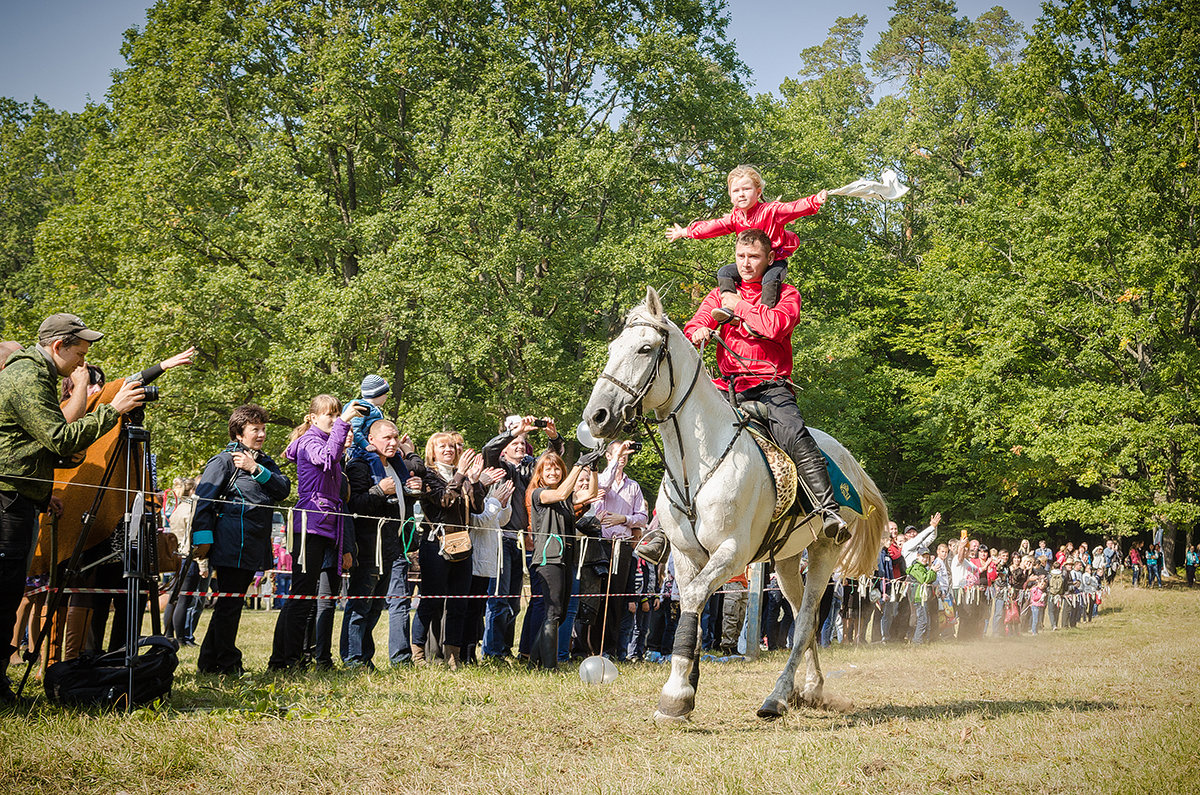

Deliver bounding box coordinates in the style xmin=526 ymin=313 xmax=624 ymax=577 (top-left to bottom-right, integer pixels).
xmin=792 ymin=432 xmax=848 ymax=542
xmin=713 ymin=266 xmax=740 ymax=323
xmin=537 ymin=620 xmax=560 ymax=671
xmin=760 ymin=277 xmax=781 ymax=308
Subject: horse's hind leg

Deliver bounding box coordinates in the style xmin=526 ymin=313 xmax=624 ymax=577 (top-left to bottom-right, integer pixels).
xmin=758 ymin=540 xmax=838 ymax=719
xmin=655 ymin=541 xmax=738 ymax=723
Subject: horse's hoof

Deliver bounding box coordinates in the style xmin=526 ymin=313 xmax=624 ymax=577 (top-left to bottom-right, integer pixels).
xmin=653 ymin=709 xmax=691 ymax=724
xmin=786 ymin=688 xmax=823 ymax=708
xmin=756 ymin=697 xmax=788 ymax=720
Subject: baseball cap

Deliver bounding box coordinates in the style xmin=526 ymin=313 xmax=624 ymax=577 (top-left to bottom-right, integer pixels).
xmin=38 ymin=313 xmax=103 ymax=344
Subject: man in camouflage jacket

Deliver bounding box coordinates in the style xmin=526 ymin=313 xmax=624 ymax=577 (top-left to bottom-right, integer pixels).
xmin=0 ymin=314 xmax=144 ymax=700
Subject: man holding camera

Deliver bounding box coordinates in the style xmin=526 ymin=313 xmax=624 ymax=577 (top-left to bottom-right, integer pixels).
xmin=0 ymin=314 xmax=145 ymax=700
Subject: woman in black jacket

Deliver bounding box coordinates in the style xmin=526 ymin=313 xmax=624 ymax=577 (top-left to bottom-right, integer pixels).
xmin=191 ymin=403 xmax=290 ymax=675
xmin=411 ymin=432 xmax=483 ymax=670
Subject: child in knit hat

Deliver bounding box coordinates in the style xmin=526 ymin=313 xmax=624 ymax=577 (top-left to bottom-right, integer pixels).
xmin=347 ymin=374 xmax=389 ymax=460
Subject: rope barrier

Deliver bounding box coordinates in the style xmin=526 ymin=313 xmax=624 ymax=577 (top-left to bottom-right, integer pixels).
xmin=8 ymin=471 xmax=642 ymax=543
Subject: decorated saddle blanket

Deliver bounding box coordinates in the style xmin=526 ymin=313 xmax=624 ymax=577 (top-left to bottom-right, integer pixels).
xmin=740 ymin=412 xmax=863 ymax=521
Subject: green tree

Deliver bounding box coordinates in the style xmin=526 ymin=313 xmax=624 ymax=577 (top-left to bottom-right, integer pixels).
xmin=0 ymin=99 xmax=91 ymax=335
xmin=906 ymin=0 xmax=1200 ymax=565
xmin=20 ymin=0 xmax=751 ymax=481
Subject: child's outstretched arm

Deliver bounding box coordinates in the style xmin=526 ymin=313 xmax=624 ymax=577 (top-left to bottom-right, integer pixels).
xmin=666 ymin=223 xmax=689 ymax=242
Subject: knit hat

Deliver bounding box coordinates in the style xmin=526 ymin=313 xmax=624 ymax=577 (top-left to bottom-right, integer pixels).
xmin=360 ymin=374 xmax=390 ymax=399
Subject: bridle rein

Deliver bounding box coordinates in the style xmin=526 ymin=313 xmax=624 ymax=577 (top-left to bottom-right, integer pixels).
xmin=597 ymin=316 xmax=744 ymax=524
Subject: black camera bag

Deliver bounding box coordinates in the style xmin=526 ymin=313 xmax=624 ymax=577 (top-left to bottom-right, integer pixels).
xmin=44 ymin=635 xmax=178 ymax=708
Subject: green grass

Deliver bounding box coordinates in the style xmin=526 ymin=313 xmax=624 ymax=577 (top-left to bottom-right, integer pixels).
xmin=3 ymin=583 xmax=1199 ymax=794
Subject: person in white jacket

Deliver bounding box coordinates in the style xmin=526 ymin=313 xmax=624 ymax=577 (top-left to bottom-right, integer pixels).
xmin=901 ymin=512 xmax=942 ymax=567
xmin=465 ymin=479 xmax=514 ymax=664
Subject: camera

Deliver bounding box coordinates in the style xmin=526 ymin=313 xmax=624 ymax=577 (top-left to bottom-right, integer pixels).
xmin=533 ymin=419 xmax=548 ymax=428
xmin=142 ymin=385 xmax=159 ymax=402
xmin=627 ymin=441 xmax=642 ymax=453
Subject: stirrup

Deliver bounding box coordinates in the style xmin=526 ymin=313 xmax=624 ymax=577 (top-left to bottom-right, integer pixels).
xmin=634 ymin=529 xmax=670 ymax=566
xmin=821 ymin=510 xmax=849 ymax=544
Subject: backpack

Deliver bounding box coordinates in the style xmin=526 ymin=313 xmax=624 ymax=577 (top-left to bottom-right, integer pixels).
xmin=1048 ymin=570 xmax=1066 ymax=596
xmin=44 ymin=636 xmax=178 ymax=709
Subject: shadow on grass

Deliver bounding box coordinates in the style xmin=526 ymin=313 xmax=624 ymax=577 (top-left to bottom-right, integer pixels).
xmin=671 ymin=698 xmax=1123 ymax=734
xmin=839 ymin=697 xmax=1121 ymax=726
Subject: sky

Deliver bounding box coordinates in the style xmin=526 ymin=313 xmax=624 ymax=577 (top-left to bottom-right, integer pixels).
xmin=0 ymin=0 xmax=1048 ymax=112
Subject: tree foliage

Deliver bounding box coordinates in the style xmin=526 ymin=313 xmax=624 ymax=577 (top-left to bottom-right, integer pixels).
xmin=3 ymin=0 xmax=1198 ymax=561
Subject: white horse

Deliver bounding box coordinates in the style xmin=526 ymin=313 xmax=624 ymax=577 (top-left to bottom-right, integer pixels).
xmin=583 ymin=288 xmax=886 ymax=721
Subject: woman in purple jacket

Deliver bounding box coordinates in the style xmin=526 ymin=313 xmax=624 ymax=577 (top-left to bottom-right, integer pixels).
xmin=268 ymin=394 xmax=365 ymax=670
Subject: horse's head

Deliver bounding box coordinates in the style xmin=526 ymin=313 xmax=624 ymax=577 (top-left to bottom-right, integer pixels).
xmin=585 ymin=287 xmax=678 ymax=440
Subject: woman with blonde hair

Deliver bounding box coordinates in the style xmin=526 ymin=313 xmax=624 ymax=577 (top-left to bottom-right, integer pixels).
xmin=411 ymin=432 xmax=483 ymax=669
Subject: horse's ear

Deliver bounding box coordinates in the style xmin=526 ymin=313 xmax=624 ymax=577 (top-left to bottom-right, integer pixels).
xmin=645 ymin=286 xmax=663 ymax=317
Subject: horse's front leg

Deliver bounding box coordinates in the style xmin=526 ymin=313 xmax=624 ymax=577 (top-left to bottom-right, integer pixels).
xmin=655 ymin=540 xmax=739 ymax=723
xmin=758 ymin=539 xmax=838 ymax=719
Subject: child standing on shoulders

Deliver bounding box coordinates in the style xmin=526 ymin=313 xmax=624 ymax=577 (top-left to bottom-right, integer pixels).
xmin=666 ymin=165 xmax=827 ymax=320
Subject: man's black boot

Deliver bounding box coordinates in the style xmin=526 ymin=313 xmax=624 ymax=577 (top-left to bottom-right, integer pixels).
xmin=792 ymin=433 xmax=849 ymax=543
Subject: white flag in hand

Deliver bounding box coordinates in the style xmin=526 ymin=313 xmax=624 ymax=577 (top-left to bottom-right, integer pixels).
xmin=829 ymin=169 xmax=909 ymax=202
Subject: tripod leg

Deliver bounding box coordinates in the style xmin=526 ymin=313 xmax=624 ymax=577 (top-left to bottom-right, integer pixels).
xmin=17 ymin=515 xmax=90 ymax=697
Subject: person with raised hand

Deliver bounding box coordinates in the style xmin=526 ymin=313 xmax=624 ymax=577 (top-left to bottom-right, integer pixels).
xmin=0 ymin=313 xmax=145 ymax=700
xmin=268 ymin=395 xmax=363 ymax=671
xmin=524 ymin=448 xmax=601 ymax=670
xmin=481 ymin=414 xmax=564 ymax=662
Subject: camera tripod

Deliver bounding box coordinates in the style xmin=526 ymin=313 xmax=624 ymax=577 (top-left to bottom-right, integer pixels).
xmin=18 ymin=409 xmax=163 ymax=710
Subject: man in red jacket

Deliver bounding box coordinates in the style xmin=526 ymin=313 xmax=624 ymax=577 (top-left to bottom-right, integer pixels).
xmin=682 ymin=229 xmax=846 ymax=542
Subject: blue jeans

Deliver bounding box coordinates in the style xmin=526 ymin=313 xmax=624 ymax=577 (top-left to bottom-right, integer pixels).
xmin=820 ymin=594 xmax=842 ymax=647
xmin=617 ymin=609 xmax=635 ymax=661
xmin=559 ymin=577 xmax=579 ymax=662
xmin=483 ymin=538 xmax=522 ymax=657
xmin=386 ymin=556 xmax=412 ymax=664
xmin=273 ymin=572 xmax=291 ymax=610
xmin=627 ymin=605 xmax=651 ymax=659
xmin=340 ymin=567 xmax=384 ymax=666
xmin=700 ymin=592 xmax=723 ymax=650
xmin=186 ymin=571 xmax=211 ymax=640
xmin=1030 ymin=605 xmax=1042 ymax=634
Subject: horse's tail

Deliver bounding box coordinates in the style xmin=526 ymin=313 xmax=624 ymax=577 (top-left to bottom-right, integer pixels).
xmin=837 ymin=462 xmax=888 ymax=580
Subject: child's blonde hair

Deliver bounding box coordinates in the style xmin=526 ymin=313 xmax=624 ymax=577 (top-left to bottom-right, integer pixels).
xmin=288 ymin=394 xmax=342 ymax=446
xmin=727 ymin=165 xmax=765 ymax=196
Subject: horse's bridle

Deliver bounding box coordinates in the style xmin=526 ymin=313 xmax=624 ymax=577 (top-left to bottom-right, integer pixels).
xmin=599 ymin=316 xmax=740 ymax=524
xmin=597 ymin=319 xmax=674 ymax=424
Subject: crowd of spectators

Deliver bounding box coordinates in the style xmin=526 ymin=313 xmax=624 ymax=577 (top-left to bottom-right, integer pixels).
xmin=150 ymin=413 xmax=1195 ymax=668
xmin=140 ymin=377 xmax=666 ymax=674
xmin=8 ymin=359 xmax=1191 ymax=678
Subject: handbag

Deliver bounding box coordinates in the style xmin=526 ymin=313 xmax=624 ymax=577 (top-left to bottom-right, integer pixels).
xmin=437 ymin=523 xmax=472 ymax=562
